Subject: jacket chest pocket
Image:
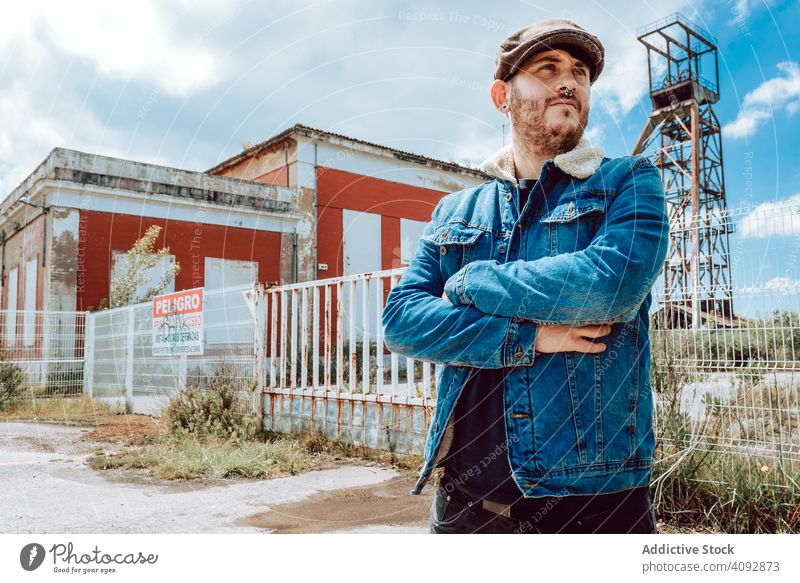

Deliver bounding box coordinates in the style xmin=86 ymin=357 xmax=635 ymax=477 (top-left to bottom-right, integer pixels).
xmin=428 ymin=223 xmax=491 ymax=280
xmin=539 ymin=194 xmax=607 ymax=255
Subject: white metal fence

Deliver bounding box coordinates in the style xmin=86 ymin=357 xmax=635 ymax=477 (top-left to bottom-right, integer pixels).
xmin=258 ymin=269 xmax=435 ymax=452
xmin=0 ymin=310 xmax=86 ymax=400
xmin=85 ymin=284 xmax=260 ymax=416
xmin=649 ymin=200 xmax=800 ymax=462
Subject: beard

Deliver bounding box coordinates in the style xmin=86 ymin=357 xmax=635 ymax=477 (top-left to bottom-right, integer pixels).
xmin=507 ymin=83 xmax=588 ymax=157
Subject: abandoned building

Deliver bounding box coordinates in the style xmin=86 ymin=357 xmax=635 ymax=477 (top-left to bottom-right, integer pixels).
xmin=0 ymin=124 xmax=488 ymax=348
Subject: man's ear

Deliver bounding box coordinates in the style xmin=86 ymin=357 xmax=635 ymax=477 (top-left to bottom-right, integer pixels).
xmin=490 ymin=79 xmax=510 ymax=112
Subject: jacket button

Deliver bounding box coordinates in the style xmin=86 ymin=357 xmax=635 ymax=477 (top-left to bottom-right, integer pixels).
xmin=505 ymin=192 xmax=512 ymax=201
xmin=567 ymin=201 xmax=574 ymax=213
xmin=434 ymin=422 xmax=439 ymax=432
xmin=498 ymin=244 xmax=506 ymax=254
xmin=439 ymin=246 xmax=447 ymax=255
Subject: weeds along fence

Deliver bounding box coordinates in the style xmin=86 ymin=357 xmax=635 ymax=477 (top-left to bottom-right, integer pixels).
xmin=84 ymin=283 xmax=260 ymax=416
xmin=0 ymin=311 xmax=86 ymax=407
xmin=647 ymin=201 xmax=800 ymax=531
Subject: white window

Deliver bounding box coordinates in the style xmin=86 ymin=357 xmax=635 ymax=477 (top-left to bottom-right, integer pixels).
xmin=111 ymin=251 xmax=176 ymax=303
xmin=5 ymin=267 xmax=17 ymax=344
xmin=23 ymin=258 xmax=37 ymax=346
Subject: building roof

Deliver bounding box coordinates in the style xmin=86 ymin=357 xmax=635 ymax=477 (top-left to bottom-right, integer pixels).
xmin=206 ymin=123 xmax=490 ymax=178
xmin=0 ymin=148 xmax=297 ymax=221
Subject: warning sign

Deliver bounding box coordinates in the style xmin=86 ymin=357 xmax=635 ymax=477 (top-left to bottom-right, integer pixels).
xmin=152 ymin=287 xmax=204 ymax=356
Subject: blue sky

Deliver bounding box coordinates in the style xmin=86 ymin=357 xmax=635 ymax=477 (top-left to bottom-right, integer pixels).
xmin=0 ymin=0 xmax=797 ymax=318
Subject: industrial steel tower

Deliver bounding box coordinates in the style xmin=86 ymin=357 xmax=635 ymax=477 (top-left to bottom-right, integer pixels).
xmin=633 ymin=14 xmax=735 ymax=329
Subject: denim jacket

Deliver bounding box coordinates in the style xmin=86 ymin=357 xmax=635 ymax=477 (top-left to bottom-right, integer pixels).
xmin=381 ymin=137 xmax=670 ymax=498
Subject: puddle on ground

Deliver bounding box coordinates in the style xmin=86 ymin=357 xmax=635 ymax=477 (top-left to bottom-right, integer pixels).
xmin=242 ymin=473 xmax=432 ymax=533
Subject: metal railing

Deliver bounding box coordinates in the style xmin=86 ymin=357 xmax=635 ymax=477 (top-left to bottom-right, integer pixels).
xmin=256 ymin=269 xmax=437 ymax=453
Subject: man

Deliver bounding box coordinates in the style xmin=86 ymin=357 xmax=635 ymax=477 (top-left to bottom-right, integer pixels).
xmin=381 ymin=19 xmax=669 ymax=533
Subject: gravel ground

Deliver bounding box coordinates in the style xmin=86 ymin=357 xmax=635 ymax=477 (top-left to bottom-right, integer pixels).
xmin=0 ymin=420 xmax=431 ymax=534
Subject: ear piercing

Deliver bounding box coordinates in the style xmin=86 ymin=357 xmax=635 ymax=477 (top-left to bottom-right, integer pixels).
xmin=500 ymin=102 xmax=509 ymax=111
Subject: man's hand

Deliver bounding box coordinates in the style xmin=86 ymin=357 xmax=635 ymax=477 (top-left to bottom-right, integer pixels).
xmin=443 ymin=290 xmax=611 ymax=354
xmin=535 ymin=323 xmax=612 ymax=354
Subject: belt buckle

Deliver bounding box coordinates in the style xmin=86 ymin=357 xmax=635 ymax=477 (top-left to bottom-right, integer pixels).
xmin=481 ymin=498 xmax=512 ymax=518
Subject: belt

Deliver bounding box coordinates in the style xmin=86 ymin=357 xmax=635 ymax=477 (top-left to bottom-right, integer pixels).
xmin=481 ymin=498 xmax=513 ymax=518
xmin=443 ymin=474 xmax=516 ymax=519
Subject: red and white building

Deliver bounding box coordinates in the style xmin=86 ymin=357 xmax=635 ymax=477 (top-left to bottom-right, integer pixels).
xmin=0 ymin=124 xmax=488 ymax=341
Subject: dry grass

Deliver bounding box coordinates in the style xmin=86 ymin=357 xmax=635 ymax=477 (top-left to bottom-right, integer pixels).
xmin=0 ymin=394 xmax=123 ymax=424
xmin=86 ymin=432 xmax=313 ymax=480
xmin=651 ymin=334 xmax=800 ymax=533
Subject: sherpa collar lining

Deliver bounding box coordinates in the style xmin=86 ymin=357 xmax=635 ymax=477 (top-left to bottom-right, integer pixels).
xmin=478 ymin=136 xmax=605 ymax=184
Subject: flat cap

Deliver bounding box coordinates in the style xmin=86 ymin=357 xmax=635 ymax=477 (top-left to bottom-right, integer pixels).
xmin=494 ymin=18 xmax=605 ymax=85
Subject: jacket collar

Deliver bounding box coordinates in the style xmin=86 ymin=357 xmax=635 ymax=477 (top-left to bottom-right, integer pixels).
xmin=479 ymin=136 xmax=605 ymax=186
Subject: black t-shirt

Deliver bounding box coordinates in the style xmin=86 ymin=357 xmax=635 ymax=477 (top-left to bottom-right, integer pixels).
xmin=440 ymin=178 xmax=539 ymax=504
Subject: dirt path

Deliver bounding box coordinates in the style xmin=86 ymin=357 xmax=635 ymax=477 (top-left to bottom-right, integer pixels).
xmin=0 ymin=420 xmax=432 ymax=534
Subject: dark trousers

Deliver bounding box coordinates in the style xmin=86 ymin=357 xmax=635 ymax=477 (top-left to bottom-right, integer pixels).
xmin=429 ymin=472 xmax=658 ymax=534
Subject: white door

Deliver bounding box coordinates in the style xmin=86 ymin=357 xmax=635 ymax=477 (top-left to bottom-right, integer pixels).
xmin=342 ymin=209 xmax=381 ymax=342
xmin=204 ymin=257 xmax=258 ymax=345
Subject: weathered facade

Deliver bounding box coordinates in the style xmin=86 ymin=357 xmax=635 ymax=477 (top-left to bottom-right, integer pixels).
xmin=208 ymin=124 xmax=489 ymax=284
xmin=0 ymin=148 xmax=300 ymax=323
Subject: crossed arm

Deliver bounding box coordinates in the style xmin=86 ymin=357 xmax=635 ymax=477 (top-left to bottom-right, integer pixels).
xmin=380 ymin=157 xmax=669 ymax=367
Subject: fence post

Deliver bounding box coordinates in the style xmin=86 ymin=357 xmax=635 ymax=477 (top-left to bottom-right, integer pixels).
xmin=124 ymin=305 xmax=135 ymax=413
xmin=177 ymin=354 xmax=187 ymax=391
xmin=251 ymin=283 xmax=272 ymax=430
xmin=254 ymin=283 xmax=267 ymax=416
xmin=83 ymin=312 xmax=95 ymax=397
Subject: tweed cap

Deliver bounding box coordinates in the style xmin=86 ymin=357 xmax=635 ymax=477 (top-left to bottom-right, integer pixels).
xmin=494 ymin=18 xmax=605 ymax=85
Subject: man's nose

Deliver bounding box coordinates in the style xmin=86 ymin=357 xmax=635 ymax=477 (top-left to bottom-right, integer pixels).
xmin=555 ymin=74 xmax=578 ymax=93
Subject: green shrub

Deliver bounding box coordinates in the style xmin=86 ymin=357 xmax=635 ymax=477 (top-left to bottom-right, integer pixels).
xmin=164 ymin=363 xmax=258 ymax=443
xmin=0 ymin=352 xmax=26 ymax=411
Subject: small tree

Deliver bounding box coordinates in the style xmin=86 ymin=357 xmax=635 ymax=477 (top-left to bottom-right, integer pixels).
xmin=110 ymin=225 xmax=181 ymax=308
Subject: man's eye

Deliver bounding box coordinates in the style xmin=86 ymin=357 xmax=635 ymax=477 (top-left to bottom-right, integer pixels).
xmin=539 ymin=64 xmax=555 ymax=71
xmin=575 ymin=68 xmax=588 ymax=76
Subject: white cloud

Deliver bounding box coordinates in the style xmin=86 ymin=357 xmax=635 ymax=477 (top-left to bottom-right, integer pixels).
xmin=0 ymin=0 xmax=234 ymax=198
xmin=723 ymin=61 xmax=800 ymax=139
xmin=40 ymin=1 xmax=222 ymax=98
xmin=738 ymin=192 xmax=800 ymax=238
